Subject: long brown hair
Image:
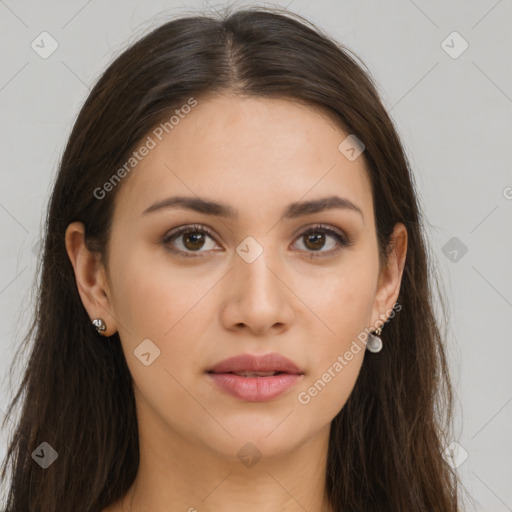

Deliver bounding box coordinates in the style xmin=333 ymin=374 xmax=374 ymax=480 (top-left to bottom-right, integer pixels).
xmin=1 ymin=6 xmax=462 ymax=511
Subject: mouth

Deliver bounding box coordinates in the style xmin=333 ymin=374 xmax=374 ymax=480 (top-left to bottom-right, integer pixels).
xmin=206 ymin=352 xmax=304 ymax=375
xmin=206 ymin=371 xmax=303 ymax=402
xmin=207 ymin=370 xmax=295 ymax=377
xmin=206 ymin=352 xmax=304 ymax=402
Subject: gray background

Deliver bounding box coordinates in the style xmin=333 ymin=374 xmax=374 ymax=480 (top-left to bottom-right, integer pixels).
xmin=0 ymin=1 xmax=511 ymax=510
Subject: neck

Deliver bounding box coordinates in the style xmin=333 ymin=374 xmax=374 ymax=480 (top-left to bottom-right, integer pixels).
xmin=117 ymin=406 xmax=333 ymax=512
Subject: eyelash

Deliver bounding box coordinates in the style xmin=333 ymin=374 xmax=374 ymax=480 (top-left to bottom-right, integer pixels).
xmin=162 ymin=223 xmax=352 ymax=259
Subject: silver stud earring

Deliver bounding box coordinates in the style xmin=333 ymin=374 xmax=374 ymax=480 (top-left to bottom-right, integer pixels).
xmin=366 ymin=326 xmax=383 ymax=353
xmin=92 ymin=318 xmax=107 ymax=334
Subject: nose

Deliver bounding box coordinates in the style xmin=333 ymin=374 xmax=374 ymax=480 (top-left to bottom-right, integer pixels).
xmin=219 ymin=242 xmax=294 ymax=336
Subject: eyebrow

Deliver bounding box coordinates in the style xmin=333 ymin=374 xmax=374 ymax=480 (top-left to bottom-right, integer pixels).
xmin=142 ymin=195 xmax=364 ymax=221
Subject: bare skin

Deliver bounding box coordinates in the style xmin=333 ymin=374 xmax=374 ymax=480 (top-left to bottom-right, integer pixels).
xmin=65 ymin=94 xmax=407 ymax=512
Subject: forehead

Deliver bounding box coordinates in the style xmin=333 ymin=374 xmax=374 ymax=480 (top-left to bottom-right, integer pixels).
xmin=112 ymin=94 xmax=374 ymax=224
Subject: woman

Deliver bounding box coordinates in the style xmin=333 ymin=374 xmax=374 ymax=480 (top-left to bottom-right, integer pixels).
xmin=1 ymin=6 xmax=461 ymax=511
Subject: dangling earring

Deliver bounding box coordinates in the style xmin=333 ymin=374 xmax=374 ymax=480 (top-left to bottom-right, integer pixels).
xmin=366 ymin=326 xmax=383 ymax=353
xmin=92 ymin=318 xmax=107 ymax=335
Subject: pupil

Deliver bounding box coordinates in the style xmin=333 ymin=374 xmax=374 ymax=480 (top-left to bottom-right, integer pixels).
xmin=305 ymin=232 xmax=324 ymax=250
xmin=184 ymin=232 xmax=205 ymax=250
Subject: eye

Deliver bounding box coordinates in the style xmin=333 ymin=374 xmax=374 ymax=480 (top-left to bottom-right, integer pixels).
xmin=291 ymin=224 xmax=351 ymax=258
xmin=162 ymin=224 xmax=220 ymax=258
xmin=162 ymin=223 xmax=352 ymax=259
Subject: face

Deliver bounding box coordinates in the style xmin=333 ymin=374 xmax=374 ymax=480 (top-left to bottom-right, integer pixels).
xmin=70 ymin=94 xmax=406 ymax=465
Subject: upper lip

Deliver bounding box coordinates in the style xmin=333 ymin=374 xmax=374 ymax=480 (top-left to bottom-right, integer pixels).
xmin=207 ymin=352 xmax=304 ymax=374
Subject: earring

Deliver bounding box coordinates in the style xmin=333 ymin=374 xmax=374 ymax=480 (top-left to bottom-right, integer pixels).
xmin=92 ymin=318 xmax=107 ymax=334
xmin=366 ymin=326 xmax=383 ymax=353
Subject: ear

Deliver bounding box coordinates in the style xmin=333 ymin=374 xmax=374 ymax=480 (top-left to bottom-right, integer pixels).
xmin=64 ymin=221 xmax=118 ymax=336
xmin=370 ymin=222 xmax=408 ymax=329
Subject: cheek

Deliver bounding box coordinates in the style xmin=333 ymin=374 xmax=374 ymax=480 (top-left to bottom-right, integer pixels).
xmin=109 ymin=245 xmax=198 ymax=336
xmin=293 ymin=278 xmax=371 ymax=422
xmin=109 ymin=248 xmax=217 ymax=376
xmin=109 ymin=252 xmax=210 ymax=412
xmin=297 ymin=258 xmax=377 ymax=345
xmin=110 ymin=264 xmax=170 ymax=338
xmin=297 ymin=347 xmax=365 ymax=424
xmin=293 ymin=255 xmax=376 ymax=413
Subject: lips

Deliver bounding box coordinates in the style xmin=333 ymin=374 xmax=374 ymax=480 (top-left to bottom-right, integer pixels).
xmin=206 ymin=352 xmax=305 ymax=402
xmin=207 ymin=352 xmax=304 ymax=376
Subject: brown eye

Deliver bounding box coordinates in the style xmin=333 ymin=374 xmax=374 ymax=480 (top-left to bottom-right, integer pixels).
xmin=163 ymin=223 xmax=351 ymax=259
xmin=182 ymin=231 xmax=206 ymax=251
xmin=163 ymin=224 xmax=219 ymax=258
xmin=293 ymin=225 xmax=350 ymax=257
xmin=303 ymin=231 xmax=327 ymax=251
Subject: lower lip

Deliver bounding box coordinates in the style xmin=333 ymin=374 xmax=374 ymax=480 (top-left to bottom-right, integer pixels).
xmin=207 ymin=372 xmax=303 ymax=402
